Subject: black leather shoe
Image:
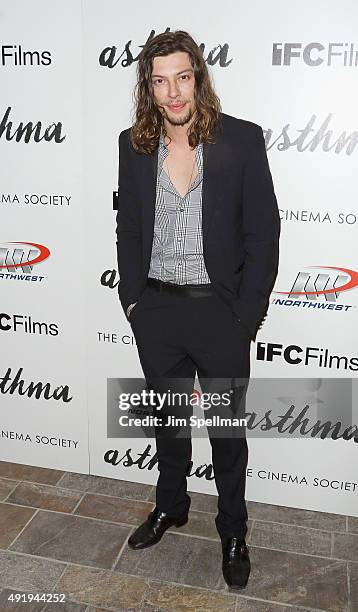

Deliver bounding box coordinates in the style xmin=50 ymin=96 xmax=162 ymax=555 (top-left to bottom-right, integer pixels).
xmin=127 ymin=507 xmax=189 ymax=550
xmin=222 ymin=537 xmax=251 ymax=589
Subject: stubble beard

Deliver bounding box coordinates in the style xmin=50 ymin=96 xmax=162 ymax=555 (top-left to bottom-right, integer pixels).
xmin=161 ymin=104 xmax=195 ymax=127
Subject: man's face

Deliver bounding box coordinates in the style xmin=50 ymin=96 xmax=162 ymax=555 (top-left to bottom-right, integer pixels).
xmin=151 ymin=51 xmax=196 ymax=127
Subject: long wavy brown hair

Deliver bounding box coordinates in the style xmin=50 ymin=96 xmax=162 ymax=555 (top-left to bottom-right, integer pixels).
xmin=130 ymin=30 xmax=222 ymax=154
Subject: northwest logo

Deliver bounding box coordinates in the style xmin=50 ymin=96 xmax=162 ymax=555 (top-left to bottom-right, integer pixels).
xmin=272 ymin=266 xmax=358 ymax=312
xmin=0 ymin=242 xmax=50 ymax=282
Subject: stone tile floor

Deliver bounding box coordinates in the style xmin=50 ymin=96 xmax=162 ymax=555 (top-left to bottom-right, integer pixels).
xmin=0 ymin=461 xmax=356 ymax=611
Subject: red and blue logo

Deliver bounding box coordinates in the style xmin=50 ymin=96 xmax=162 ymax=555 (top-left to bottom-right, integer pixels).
xmin=0 ymin=242 xmax=50 ymax=282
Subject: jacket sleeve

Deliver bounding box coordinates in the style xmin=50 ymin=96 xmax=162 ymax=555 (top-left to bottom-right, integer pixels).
xmin=115 ymin=131 xmax=142 ymax=320
xmin=231 ymin=125 xmax=281 ymax=341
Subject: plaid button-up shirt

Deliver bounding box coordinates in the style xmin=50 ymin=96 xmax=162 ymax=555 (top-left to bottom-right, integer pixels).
xmin=148 ymin=132 xmax=211 ymax=285
xmin=127 ymin=132 xmax=211 ymax=318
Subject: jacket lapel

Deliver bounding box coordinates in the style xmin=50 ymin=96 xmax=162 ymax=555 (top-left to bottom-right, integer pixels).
xmin=140 ymin=148 xmax=158 ymax=263
xmin=202 ymin=121 xmax=223 ymax=240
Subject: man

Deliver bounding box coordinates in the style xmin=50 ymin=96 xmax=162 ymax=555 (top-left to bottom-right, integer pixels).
xmin=116 ymin=30 xmax=280 ymax=590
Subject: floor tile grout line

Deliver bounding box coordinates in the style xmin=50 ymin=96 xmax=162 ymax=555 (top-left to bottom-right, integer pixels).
xmin=58 ymin=594 xmax=140 ymax=612
xmin=1 ymin=505 xmax=357 ymax=564
xmin=4 ymin=527 xmax=358 ymax=572
xmin=53 ymin=471 xmax=67 ymax=486
xmin=39 ymin=562 xmax=69 ymax=612
xmin=55 ymin=565 xmax=351 ymax=612
xmin=0 ymin=475 xmax=25 ymax=483
xmin=53 ymin=472 xmax=71 ymax=488
xmin=127 ymin=493 xmax=355 ymax=532
xmin=0 ymin=471 xmax=65 ymax=487
xmin=0 ymin=562 xmax=349 ymax=612
xmin=0 ymin=563 xmax=250 ymax=603
xmin=5 ymin=507 xmax=40 ymax=549
xmin=3 ymin=479 xmax=156 ymax=502
xmin=0 ymin=506 xmax=348 ymax=610
xmin=0 ymin=547 xmax=80 ymax=568
xmin=2 ymin=472 xmax=358 ymax=523
xmin=2 ymin=524 xmax=356 ymax=568
xmin=179 ymin=506 xmax=218 ymax=515
xmin=69 ymin=599 xmax=127 ymax=612
xmin=3 ymin=504 xmax=219 ymax=536
xmin=51 ymin=561 xmax=69 ymax=591
xmin=2 ymin=497 xmax=357 ymax=563
xmin=0 ymin=473 xmax=354 ymax=611
xmin=247 ymin=518 xmax=255 ymax=541
xmin=0 ymin=475 xmax=22 ymax=482
xmin=75 ymin=490 xmax=156 ymax=504
xmin=1 ymin=469 xmax=358 ymax=521
xmin=70 ymin=492 xmax=87 ymax=515
xmin=145 ymin=484 xmax=156 ymax=501
xmin=4 ymin=479 xmax=96 ymax=497
xmin=9 ymin=590 xmax=337 ymax=612
xmin=157 ymin=532 xmax=357 ymax=563
xmin=129 ymin=528 xmax=358 ymax=562
xmin=2 ymin=496 xmax=354 ymax=536
xmin=246 ymin=516 xmax=348 ymax=535
xmin=0 ymin=585 xmax=337 ymax=612
xmin=1 ymin=479 xmax=22 ymax=502
xmin=234 ymin=592 xmax=338 ymax=612
xmin=347 ymin=561 xmax=351 ymax=612
xmin=110 ymin=525 xmax=137 ymax=571
xmin=0 ymin=580 xmax=341 ymax=612
xmin=54 ymin=473 xmax=156 ymax=499
xmin=1 ymin=499 xmax=154 ymax=527
xmin=2 ymin=476 xmax=357 ymax=534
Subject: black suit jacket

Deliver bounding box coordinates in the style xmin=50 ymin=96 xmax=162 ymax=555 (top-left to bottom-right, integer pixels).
xmin=115 ymin=112 xmax=280 ymax=341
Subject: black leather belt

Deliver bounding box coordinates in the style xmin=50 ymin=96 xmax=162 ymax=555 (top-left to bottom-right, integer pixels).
xmin=147 ymin=277 xmax=214 ymax=298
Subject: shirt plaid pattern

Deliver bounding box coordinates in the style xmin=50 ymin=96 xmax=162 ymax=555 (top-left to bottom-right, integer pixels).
xmin=126 ymin=133 xmax=211 ymax=318
xmin=148 ymin=132 xmax=211 ymax=285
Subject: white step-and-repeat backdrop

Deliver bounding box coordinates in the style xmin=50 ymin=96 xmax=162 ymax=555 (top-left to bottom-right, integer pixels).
xmin=1 ymin=0 xmax=357 ymax=517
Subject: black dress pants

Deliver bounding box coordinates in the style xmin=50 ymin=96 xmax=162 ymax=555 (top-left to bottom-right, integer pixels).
xmin=129 ymin=280 xmax=251 ymax=541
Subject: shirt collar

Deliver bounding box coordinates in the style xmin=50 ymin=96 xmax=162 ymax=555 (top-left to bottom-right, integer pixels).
xmin=157 ymin=129 xmax=203 ymax=188
xmin=159 ymin=129 xmax=168 ymax=150
xmin=158 ymin=130 xmax=169 ymax=170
